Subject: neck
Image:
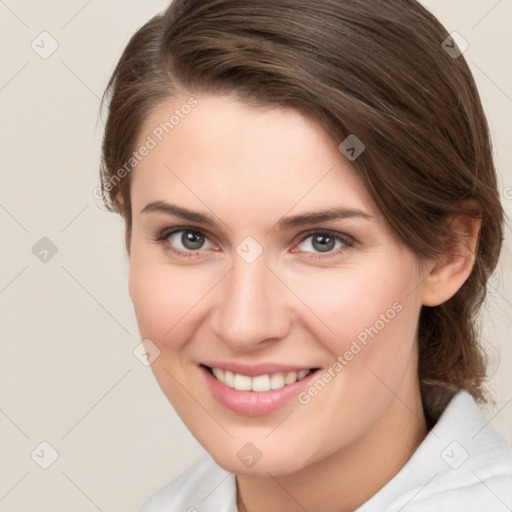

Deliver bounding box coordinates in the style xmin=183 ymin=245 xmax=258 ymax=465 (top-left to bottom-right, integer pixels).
xmin=236 ymin=375 xmax=427 ymax=512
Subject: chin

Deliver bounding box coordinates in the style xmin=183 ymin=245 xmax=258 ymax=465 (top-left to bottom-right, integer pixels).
xmin=207 ymin=442 xmax=311 ymax=478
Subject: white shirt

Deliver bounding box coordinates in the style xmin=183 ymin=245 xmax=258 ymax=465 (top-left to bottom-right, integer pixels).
xmin=138 ymin=390 xmax=512 ymax=511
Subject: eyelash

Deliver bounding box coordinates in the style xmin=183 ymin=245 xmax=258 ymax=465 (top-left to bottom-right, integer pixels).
xmin=153 ymin=227 xmax=354 ymax=259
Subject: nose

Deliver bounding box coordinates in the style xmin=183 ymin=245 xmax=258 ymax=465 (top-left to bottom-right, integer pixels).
xmin=210 ymin=253 xmax=291 ymax=352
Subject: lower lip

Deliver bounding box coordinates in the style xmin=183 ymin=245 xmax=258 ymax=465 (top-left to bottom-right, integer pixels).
xmin=200 ymin=365 xmax=318 ymax=416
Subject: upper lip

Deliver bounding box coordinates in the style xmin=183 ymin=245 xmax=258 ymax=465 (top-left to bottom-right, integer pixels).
xmin=201 ymin=361 xmax=318 ymax=377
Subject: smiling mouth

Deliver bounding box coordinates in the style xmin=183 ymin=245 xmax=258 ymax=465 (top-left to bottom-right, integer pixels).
xmin=201 ymin=364 xmax=320 ymax=392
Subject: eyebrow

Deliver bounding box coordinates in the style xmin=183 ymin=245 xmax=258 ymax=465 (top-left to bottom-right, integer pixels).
xmin=140 ymin=200 xmax=373 ymax=231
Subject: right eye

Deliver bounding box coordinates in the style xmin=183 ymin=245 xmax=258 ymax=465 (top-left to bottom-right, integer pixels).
xmin=156 ymin=227 xmax=218 ymax=258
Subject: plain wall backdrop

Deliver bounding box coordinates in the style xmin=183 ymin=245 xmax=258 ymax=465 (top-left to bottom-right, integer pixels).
xmin=0 ymin=1 xmax=511 ymax=510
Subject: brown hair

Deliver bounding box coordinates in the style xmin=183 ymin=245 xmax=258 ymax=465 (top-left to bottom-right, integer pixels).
xmin=100 ymin=0 xmax=504 ymax=421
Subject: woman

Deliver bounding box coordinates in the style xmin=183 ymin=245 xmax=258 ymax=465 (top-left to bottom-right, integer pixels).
xmin=99 ymin=0 xmax=512 ymax=510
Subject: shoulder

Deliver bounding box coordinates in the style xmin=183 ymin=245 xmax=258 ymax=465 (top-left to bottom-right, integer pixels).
xmin=358 ymin=390 xmax=512 ymax=511
xmin=137 ymin=453 xmax=237 ymax=512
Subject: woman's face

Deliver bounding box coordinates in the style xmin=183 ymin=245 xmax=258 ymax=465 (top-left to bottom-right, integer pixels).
xmin=128 ymin=94 xmax=428 ymax=476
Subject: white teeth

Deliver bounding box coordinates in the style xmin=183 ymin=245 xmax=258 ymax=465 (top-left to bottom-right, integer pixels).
xmin=284 ymin=371 xmax=298 ymax=385
xmin=297 ymin=369 xmax=309 ymax=379
xmin=251 ymin=374 xmax=270 ymax=392
xmin=270 ymin=373 xmax=286 ymax=390
xmin=233 ymin=374 xmax=252 ymax=391
xmin=224 ymin=370 xmax=235 ymax=388
xmin=212 ymin=368 xmax=224 ymax=381
xmin=210 ymin=367 xmax=312 ymax=392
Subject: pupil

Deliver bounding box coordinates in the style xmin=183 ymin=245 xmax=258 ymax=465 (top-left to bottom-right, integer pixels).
xmin=182 ymin=231 xmax=204 ymax=250
xmin=313 ymin=234 xmax=334 ymax=253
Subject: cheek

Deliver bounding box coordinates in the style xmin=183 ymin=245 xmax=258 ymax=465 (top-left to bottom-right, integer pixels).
xmin=287 ymin=265 xmax=407 ymax=344
xmin=289 ymin=267 xmax=421 ymax=444
xmin=129 ymin=258 xmax=165 ymax=338
xmin=288 ymin=260 xmax=421 ymax=384
xmin=129 ymin=253 xmax=184 ymax=342
xmin=128 ymin=251 xmax=217 ymax=348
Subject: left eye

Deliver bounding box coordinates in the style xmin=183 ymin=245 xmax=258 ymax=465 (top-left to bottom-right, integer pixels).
xmin=294 ymin=231 xmax=350 ymax=255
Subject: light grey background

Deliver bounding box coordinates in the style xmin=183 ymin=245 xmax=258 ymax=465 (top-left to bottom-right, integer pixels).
xmin=0 ymin=1 xmax=511 ymax=511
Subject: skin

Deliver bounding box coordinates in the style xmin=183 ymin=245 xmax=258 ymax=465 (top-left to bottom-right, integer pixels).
xmin=125 ymin=94 xmax=480 ymax=512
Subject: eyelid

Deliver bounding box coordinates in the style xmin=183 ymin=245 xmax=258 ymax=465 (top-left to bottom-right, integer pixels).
xmin=155 ymin=226 xmax=355 ymax=257
xmin=291 ymin=228 xmax=354 ymax=247
xmin=155 ymin=226 xmax=219 ymax=256
xmin=159 ymin=226 xmax=215 ymax=243
xmin=290 ymin=228 xmax=354 ymax=258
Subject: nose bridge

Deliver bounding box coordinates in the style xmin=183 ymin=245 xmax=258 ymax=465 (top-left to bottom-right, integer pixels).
xmin=212 ymin=252 xmax=289 ymax=349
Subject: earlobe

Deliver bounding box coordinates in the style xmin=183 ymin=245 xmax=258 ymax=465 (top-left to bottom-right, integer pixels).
xmin=115 ymin=190 xmax=125 ymax=211
xmin=114 ymin=190 xmax=132 ymax=255
xmin=421 ymin=201 xmax=482 ymax=307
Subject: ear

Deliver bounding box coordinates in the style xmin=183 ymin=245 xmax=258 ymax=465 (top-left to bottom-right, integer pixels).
xmin=113 ymin=190 xmax=132 ymax=255
xmin=421 ymin=199 xmax=482 ymax=307
xmin=114 ymin=190 xmax=125 ymax=211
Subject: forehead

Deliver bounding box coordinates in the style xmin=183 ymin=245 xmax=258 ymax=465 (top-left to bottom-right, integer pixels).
xmin=131 ymin=94 xmax=378 ymax=222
